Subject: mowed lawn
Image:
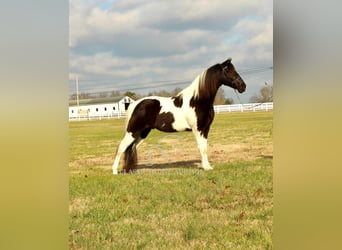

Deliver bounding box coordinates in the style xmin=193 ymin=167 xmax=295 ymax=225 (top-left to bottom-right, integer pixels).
xmin=69 ymin=111 xmax=273 ymax=249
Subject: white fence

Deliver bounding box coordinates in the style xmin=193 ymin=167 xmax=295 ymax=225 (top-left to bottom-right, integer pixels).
xmin=69 ymin=102 xmax=273 ymax=121
xmin=69 ymin=111 xmax=128 ymax=121
xmin=214 ymin=102 xmax=273 ymax=113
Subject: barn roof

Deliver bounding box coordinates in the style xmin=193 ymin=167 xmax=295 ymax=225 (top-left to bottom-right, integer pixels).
xmin=69 ymin=96 xmax=131 ymax=107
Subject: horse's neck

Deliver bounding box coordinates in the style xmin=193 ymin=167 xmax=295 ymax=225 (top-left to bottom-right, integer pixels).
xmin=193 ymin=71 xmax=221 ymax=103
xmin=177 ymin=70 xmax=220 ymax=104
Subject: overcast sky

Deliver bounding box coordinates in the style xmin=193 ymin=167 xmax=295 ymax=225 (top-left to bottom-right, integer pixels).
xmin=69 ymin=0 xmax=273 ymax=103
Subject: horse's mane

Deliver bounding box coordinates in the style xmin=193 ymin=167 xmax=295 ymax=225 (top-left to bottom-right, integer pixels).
xmin=178 ymin=64 xmax=221 ymax=102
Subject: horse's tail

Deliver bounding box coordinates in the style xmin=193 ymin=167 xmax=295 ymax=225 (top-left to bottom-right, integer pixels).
xmin=123 ymin=142 xmax=137 ymax=173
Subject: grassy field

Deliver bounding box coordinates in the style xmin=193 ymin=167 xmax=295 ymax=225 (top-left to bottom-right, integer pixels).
xmin=69 ymin=111 xmax=273 ymax=249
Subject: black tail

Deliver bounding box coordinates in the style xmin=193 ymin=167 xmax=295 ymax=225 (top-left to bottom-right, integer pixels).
xmin=123 ymin=142 xmax=137 ymax=173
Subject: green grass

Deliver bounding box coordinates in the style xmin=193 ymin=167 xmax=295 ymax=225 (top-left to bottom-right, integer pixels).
xmin=69 ymin=111 xmax=273 ymax=249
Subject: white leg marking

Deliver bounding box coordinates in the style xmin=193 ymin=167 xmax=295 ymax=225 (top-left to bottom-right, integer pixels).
xmin=192 ymin=130 xmax=213 ymax=170
xmin=112 ymin=132 xmax=135 ymax=174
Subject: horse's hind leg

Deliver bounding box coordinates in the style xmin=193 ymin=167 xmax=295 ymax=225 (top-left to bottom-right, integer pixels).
xmin=135 ymin=128 xmax=151 ymax=148
xmin=112 ymin=132 xmax=135 ymax=174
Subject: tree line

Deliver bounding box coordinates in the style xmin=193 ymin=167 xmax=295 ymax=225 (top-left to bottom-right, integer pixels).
xmin=69 ymin=84 xmax=273 ymax=104
xmin=69 ymin=87 xmax=234 ymax=105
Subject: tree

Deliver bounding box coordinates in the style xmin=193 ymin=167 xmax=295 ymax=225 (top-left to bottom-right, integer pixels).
xmin=171 ymin=87 xmax=183 ymax=96
xmin=156 ymin=90 xmax=170 ymax=97
xmin=69 ymin=93 xmax=77 ymax=100
xmin=224 ymin=98 xmax=234 ymax=105
xmin=99 ymin=92 xmax=108 ymax=98
xmin=79 ymin=92 xmax=93 ymax=99
xmin=110 ymin=90 xmax=121 ymax=97
xmin=123 ymin=91 xmax=139 ymax=100
xmin=249 ymin=83 xmax=273 ymax=103
xmin=214 ymin=88 xmax=226 ymax=105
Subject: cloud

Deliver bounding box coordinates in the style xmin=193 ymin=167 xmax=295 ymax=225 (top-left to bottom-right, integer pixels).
xmin=69 ymin=0 xmax=273 ymax=102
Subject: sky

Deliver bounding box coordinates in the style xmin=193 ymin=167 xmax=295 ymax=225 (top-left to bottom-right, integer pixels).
xmin=69 ymin=0 xmax=273 ymax=103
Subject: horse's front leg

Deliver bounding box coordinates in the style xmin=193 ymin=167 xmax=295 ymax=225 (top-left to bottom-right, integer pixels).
xmin=192 ymin=130 xmax=213 ymax=171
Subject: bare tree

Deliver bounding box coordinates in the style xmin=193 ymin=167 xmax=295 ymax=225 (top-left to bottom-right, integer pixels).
xmin=124 ymin=91 xmax=139 ymax=100
xmin=69 ymin=93 xmax=77 ymax=100
xmin=214 ymin=88 xmax=226 ymax=105
xmin=99 ymin=92 xmax=108 ymax=98
xmin=171 ymin=87 xmax=183 ymax=96
xmin=249 ymin=83 xmax=273 ymax=103
xmin=110 ymin=90 xmax=121 ymax=97
xmin=225 ymin=98 xmax=234 ymax=104
xmin=79 ymin=92 xmax=93 ymax=99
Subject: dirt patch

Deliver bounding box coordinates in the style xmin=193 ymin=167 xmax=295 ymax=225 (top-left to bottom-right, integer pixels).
xmin=137 ymin=142 xmax=272 ymax=169
xmin=209 ymin=143 xmax=273 ymax=163
xmin=70 ymin=142 xmax=272 ymax=173
xmin=70 ymin=156 xmax=111 ymax=167
xmin=69 ymin=197 xmax=93 ymax=213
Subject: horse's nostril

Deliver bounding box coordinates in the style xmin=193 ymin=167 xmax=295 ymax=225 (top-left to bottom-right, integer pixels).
xmin=238 ymin=85 xmax=246 ymax=93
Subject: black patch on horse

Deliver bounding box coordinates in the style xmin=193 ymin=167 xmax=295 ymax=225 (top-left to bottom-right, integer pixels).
xmin=190 ymin=97 xmax=215 ymax=138
xmin=172 ymin=95 xmax=183 ymax=108
xmin=127 ymin=99 xmax=162 ymax=138
xmin=154 ymin=112 xmax=177 ymax=132
xmin=140 ymin=128 xmax=152 ymax=139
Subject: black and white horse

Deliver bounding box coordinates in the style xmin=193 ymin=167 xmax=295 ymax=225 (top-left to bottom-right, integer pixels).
xmin=112 ymin=58 xmax=246 ymax=174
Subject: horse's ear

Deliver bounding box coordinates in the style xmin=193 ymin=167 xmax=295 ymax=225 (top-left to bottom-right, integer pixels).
xmin=222 ymin=58 xmax=232 ymax=65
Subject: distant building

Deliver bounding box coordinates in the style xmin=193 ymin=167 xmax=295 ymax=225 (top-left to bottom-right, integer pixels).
xmin=69 ymin=96 xmax=134 ymax=120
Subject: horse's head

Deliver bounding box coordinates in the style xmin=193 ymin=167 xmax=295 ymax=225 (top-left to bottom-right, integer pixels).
xmin=220 ymin=58 xmax=246 ymax=93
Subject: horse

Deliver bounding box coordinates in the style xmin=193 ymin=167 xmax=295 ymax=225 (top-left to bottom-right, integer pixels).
xmin=112 ymin=58 xmax=246 ymax=174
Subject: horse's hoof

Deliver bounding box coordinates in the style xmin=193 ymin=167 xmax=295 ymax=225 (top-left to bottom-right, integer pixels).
xmin=113 ymin=169 xmax=118 ymax=175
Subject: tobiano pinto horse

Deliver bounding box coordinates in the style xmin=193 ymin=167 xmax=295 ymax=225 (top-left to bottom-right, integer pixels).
xmin=112 ymin=58 xmax=246 ymax=174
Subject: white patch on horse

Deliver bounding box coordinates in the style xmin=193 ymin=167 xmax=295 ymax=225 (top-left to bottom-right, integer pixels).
xmin=192 ymin=129 xmax=213 ymax=170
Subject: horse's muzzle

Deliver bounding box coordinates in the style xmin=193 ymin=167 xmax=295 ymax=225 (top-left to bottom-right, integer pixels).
xmin=238 ymin=85 xmax=246 ymax=93
xmin=235 ymin=80 xmax=246 ymax=93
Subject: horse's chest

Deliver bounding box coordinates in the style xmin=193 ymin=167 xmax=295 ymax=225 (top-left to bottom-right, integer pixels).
xmin=182 ymin=107 xmax=197 ymax=125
